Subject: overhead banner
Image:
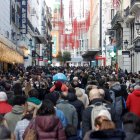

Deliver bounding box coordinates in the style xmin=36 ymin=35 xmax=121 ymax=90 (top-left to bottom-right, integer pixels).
xmin=52 ymin=36 xmax=57 ymax=57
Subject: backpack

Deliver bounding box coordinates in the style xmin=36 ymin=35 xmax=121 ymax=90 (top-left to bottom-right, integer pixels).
xmin=23 ymin=119 xmax=37 ymax=140
xmin=109 ymin=89 xmax=126 ymax=117
xmin=90 ymin=102 xmax=111 ymax=130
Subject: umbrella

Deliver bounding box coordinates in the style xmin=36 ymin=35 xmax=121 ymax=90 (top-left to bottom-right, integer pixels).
xmin=53 ymin=73 xmax=67 ymax=81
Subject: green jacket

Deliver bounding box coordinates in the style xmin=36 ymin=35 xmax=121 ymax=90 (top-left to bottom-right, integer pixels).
xmin=4 ymin=105 xmax=24 ymax=133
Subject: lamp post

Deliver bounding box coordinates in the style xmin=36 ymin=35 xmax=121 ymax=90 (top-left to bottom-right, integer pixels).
xmin=100 ymin=0 xmax=102 ymax=54
xmin=29 ymin=38 xmax=32 ymax=48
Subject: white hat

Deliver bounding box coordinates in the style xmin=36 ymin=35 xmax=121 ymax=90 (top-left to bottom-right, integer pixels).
xmin=73 ymin=77 xmax=78 ymax=81
xmin=98 ymin=109 xmax=112 ymax=120
xmin=0 ymin=91 xmax=7 ymax=101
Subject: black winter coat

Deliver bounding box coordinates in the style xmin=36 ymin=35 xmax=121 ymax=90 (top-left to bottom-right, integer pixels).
xmin=82 ymin=98 xmax=115 ymax=137
xmin=84 ymin=129 xmax=125 ymax=140
xmin=68 ymin=92 xmax=84 ymax=129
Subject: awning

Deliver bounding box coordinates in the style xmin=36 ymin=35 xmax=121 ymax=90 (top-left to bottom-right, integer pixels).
xmin=0 ymin=35 xmax=24 ymax=64
xmin=33 ymin=35 xmax=47 ymax=44
xmin=82 ymin=49 xmax=100 ymax=61
xmin=17 ymin=40 xmax=30 ymax=56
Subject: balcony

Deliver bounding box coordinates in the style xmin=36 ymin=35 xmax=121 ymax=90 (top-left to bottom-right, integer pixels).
xmin=111 ymin=11 xmax=123 ymax=29
xmin=124 ymin=6 xmax=135 ymax=23
xmin=130 ymin=0 xmax=140 ymax=13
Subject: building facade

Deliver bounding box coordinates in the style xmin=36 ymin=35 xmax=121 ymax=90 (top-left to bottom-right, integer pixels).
xmin=0 ymin=0 xmax=52 ymax=71
xmin=110 ymin=0 xmax=140 ymax=72
xmin=0 ymin=0 xmax=24 ymax=71
xmin=124 ymin=0 xmax=140 ymax=73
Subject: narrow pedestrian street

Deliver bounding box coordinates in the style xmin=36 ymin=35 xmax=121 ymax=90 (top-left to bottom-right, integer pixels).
xmin=0 ymin=0 xmax=140 ymax=140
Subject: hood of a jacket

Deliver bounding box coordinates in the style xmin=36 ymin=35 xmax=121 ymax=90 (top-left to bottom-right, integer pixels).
xmin=56 ymin=99 xmax=68 ymax=104
xmin=90 ymin=129 xmax=125 ymax=139
xmin=35 ymin=115 xmax=60 ymax=132
xmin=12 ymin=105 xmax=24 ymax=114
xmin=110 ymin=82 xmax=121 ymax=93
xmin=133 ymin=90 xmax=140 ymax=96
xmin=27 ymin=97 xmax=41 ymax=105
xmin=68 ymin=92 xmax=77 ymax=102
xmin=75 ymin=87 xmax=83 ymax=97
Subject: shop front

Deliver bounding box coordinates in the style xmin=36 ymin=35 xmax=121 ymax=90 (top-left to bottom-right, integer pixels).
xmin=0 ymin=35 xmax=24 ymax=72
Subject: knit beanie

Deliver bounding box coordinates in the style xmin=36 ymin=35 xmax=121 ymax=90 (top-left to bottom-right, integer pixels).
xmin=0 ymin=92 xmax=7 ymax=101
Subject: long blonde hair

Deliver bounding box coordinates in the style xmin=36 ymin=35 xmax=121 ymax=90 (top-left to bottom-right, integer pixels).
xmin=24 ymin=82 xmax=32 ymax=97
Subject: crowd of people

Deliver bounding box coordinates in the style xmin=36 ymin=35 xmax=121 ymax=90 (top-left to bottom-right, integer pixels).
xmin=0 ymin=66 xmax=140 ymax=140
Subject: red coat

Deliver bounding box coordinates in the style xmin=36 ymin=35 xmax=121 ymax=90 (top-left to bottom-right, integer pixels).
xmin=0 ymin=101 xmax=12 ymax=115
xmin=126 ymin=90 xmax=140 ymax=117
xmin=50 ymin=84 xmax=68 ymax=93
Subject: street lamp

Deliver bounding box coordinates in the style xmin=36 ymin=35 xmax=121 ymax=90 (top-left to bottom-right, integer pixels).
xmin=135 ymin=22 xmax=140 ymax=35
xmin=124 ymin=40 xmax=128 ymax=50
xmin=29 ymin=38 xmax=32 ymax=48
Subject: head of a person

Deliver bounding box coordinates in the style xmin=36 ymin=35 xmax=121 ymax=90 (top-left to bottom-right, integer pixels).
xmin=22 ymin=113 xmax=33 ymax=121
xmin=65 ymin=124 xmax=77 ymax=138
xmin=73 ymin=76 xmax=78 ymax=82
xmin=86 ymin=85 xmax=97 ymax=95
xmin=134 ymin=84 xmax=140 ymax=91
xmin=68 ymin=87 xmax=76 ymax=94
xmin=60 ymin=91 xmax=68 ymax=100
xmin=94 ymin=116 xmax=115 ymax=131
xmin=0 ymin=91 xmax=7 ymax=102
xmin=135 ymin=118 xmax=140 ymax=134
xmin=44 ymin=91 xmax=60 ymax=106
xmin=28 ymin=89 xmax=39 ymax=98
xmin=12 ymin=83 xmax=22 ymax=95
xmin=98 ymin=89 xmax=105 ymax=99
xmin=131 ymin=79 xmax=135 ymax=84
xmin=37 ymin=99 xmax=55 ymax=116
xmin=72 ymin=77 xmax=79 ymax=87
xmin=123 ymin=112 xmax=139 ymax=132
xmin=13 ymin=95 xmax=27 ymax=106
xmin=89 ymin=89 xmax=103 ymax=101
xmin=55 ymin=81 xmax=62 ymax=91
xmin=108 ymin=76 xmax=117 ymax=88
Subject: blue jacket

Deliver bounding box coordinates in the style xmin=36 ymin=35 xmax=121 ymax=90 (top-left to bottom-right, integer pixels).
xmin=56 ymin=108 xmax=67 ymax=127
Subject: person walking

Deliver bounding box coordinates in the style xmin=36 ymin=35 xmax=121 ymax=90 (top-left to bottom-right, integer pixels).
xmin=126 ymin=85 xmax=140 ymax=117
xmin=4 ymin=95 xmax=26 ymax=133
xmin=0 ymin=91 xmax=12 ymax=115
xmin=23 ymin=100 xmax=66 ymax=140
xmin=56 ymin=91 xmax=78 ymax=128
xmin=82 ymin=88 xmax=115 ymax=137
